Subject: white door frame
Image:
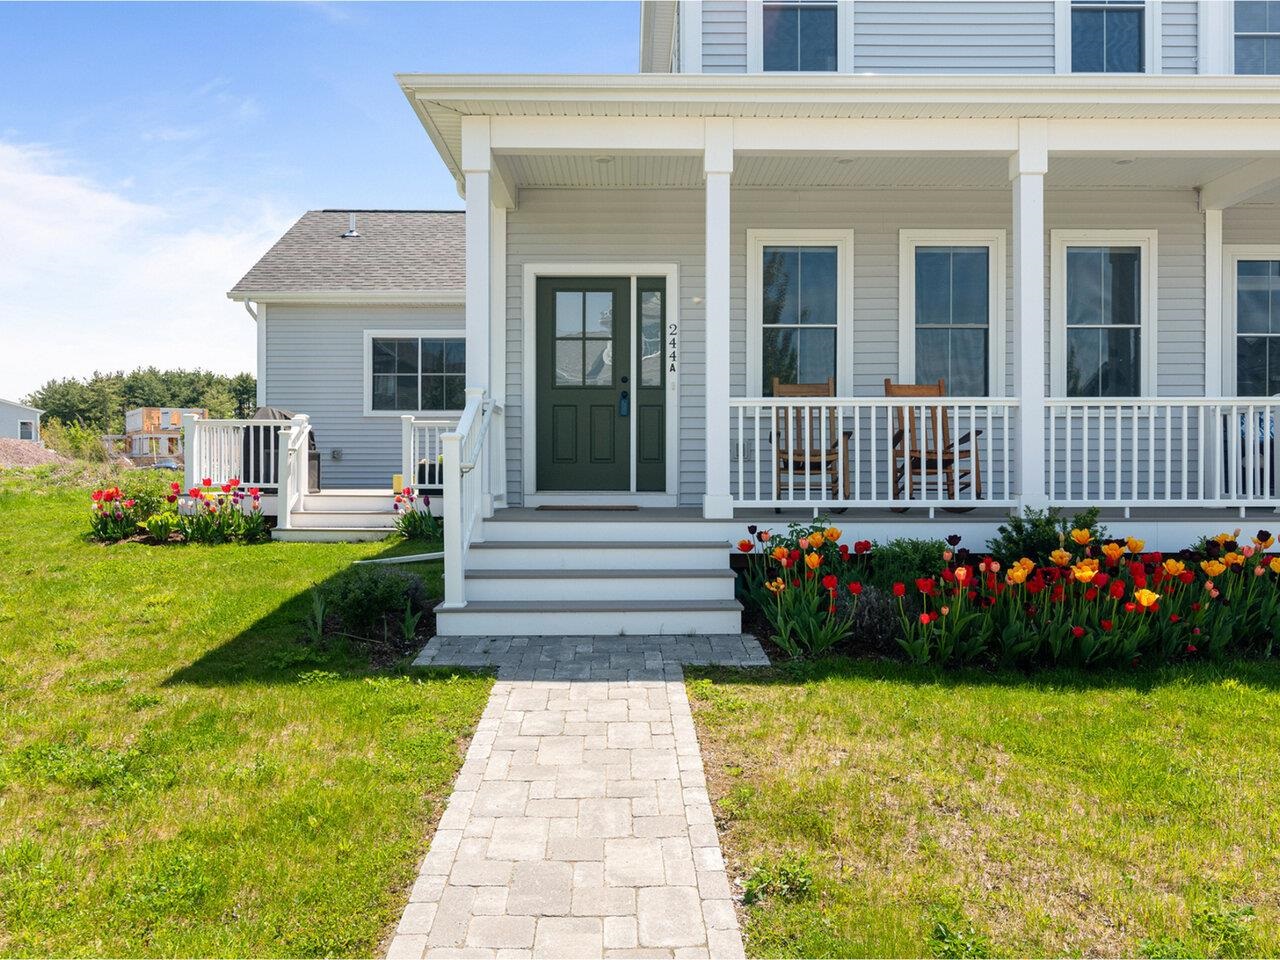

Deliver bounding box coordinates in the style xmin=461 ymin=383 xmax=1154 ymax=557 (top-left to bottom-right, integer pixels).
xmin=521 ymin=262 xmax=680 ymax=506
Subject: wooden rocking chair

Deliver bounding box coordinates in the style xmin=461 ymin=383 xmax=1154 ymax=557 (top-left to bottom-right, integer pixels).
xmin=884 ymin=378 xmax=982 ymax=510
xmin=772 ymin=377 xmax=848 ymax=509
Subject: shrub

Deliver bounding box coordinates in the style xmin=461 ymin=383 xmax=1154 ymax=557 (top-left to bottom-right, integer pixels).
xmin=865 ymin=537 xmax=947 ymax=593
xmin=318 ymin=565 xmax=428 ymax=644
xmin=393 ymin=488 xmax=441 ymax=541
xmin=986 ymin=506 xmax=1107 ymax=566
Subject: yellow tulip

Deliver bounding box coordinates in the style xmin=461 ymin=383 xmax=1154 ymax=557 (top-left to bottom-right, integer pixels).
xmin=824 ymin=527 xmax=841 ymax=542
xmin=1162 ymin=559 xmax=1186 ymax=577
xmin=1050 ymin=548 xmax=1072 ymax=567
xmin=1101 ymin=542 xmax=1125 ymax=564
xmin=1126 ymin=537 xmax=1145 ymax=554
xmin=1200 ymin=559 xmax=1227 ymax=578
xmin=765 ymin=578 xmax=786 ymax=595
xmin=1016 ymin=557 xmax=1036 ymax=573
xmin=1134 ymin=588 xmax=1161 ymax=609
xmin=805 ymin=552 xmax=822 ymax=570
xmin=1006 ymin=566 xmax=1029 ymax=585
xmin=1270 ymin=556 xmax=1280 ymax=575
xmin=1072 ymin=562 xmax=1097 ymax=583
xmin=1070 ymin=528 xmax=1093 ymax=546
xmin=1223 ymin=551 xmax=1245 ymax=567
xmin=808 ymin=531 xmax=825 ymax=548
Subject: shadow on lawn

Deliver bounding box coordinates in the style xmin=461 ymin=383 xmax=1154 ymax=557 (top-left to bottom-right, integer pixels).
xmin=690 ymin=652 xmax=1280 ymax=694
xmin=163 ymin=539 xmax=446 ymax=687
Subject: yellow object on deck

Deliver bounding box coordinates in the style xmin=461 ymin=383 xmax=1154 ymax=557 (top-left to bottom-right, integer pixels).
xmin=392 ymin=472 xmax=404 ymax=492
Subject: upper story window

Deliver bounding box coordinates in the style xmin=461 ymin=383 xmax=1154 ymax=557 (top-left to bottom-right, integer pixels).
xmin=1071 ymin=0 xmax=1145 ymax=73
xmin=763 ymin=0 xmax=837 ymax=71
xmin=1235 ymin=1 xmax=1280 ymax=73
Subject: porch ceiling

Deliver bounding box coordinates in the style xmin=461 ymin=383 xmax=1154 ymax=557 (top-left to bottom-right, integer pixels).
xmin=493 ymin=152 xmax=1271 ymax=192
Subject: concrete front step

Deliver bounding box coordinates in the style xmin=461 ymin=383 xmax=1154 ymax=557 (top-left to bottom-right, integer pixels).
xmin=466 ymin=539 xmax=732 ymax=571
xmin=434 ymin=599 xmax=744 ymax=636
xmin=463 ymin=567 xmax=737 ymax=602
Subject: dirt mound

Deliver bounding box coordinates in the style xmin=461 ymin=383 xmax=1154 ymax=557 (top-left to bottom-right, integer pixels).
xmin=0 ymin=438 xmax=71 ymax=468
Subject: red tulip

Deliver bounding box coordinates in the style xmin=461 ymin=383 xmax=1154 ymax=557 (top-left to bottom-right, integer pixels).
xmin=854 ymin=540 xmax=871 ymax=554
xmin=892 ymin=582 xmax=906 ymax=598
xmin=822 ymin=574 xmax=837 ymax=590
xmin=1071 ymin=626 xmax=1085 ymax=638
xmin=848 ymin=582 xmax=863 ymax=596
xmin=1109 ymin=579 xmax=1126 ymax=600
xmin=916 ymin=577 xmax=936 ymax=596
xmin=737 ymin=539 xmax=754 ymax=553
xmin=1100 ymin=619 xmax=1113 ymax=632
xmin=170 ymin=481 xmax=181 ymax=493
xmin=201 ymin=477 xmax=212 ymax=487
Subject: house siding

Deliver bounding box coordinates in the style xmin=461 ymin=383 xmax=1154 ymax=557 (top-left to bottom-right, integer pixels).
xmin=503 ymin=185 xmax=1222 ymax=507
xmin=0 ymin=402 xmax=41 ymax=442
xmin=262 ymin=302 xmax=464 ymax=488
xmin=1162 ymin=0 xmax=1199 ymax=74
xmin=702 ymin=0 xmax=748 ymax=72
xmin=851 ymin=1 xmax=1057 ymax=74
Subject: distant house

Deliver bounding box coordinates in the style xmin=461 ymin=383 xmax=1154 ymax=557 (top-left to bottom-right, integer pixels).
xmin=0 ymin=399 xmax=42 ymax=444
xmin=115 ymin=407 xmax=206 ymax=461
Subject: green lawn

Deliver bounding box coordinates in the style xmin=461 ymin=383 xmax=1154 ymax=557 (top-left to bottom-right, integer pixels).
xmin=0 ymin=467 xmax=492 ymax=957
xmin=688 ymin=660 xmax=1280 ymax=959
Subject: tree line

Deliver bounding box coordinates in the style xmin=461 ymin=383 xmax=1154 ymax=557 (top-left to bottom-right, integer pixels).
xmin=26 ymin=368 xmax=257 ymax=434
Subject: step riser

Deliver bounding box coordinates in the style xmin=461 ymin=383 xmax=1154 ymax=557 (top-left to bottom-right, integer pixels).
xmin=481 ymin=520 xmax=726 ymax=542
xmin=435 ymin=608 xmax=743 ymax=636
xmin=302 ymin=495 xmax=441 ymax=515
xmin=464 ymin=576 xmax=736 ymax=602
xmin=467 ymin=545 xmax=728 ymax=571
xmin=291 ymin=512 xmax=399 ymax=529
xmin=272 ymin=528 xmax=390 ymax=543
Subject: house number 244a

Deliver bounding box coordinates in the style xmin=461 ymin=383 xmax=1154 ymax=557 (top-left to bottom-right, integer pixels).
xmin=668 ymin=322 xmax=678 ymax=377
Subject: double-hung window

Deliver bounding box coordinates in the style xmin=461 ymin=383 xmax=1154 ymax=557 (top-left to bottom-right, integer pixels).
xmin=762 ymin=0 xmax=837 ymax=71
xmin=1230 ymin=255 xmax=1280 ymax=395
xmin=1051 ymin=232 xmax=1157 ymax=397
xmin=1235 ymin=1 xmax=1280 ymax=73
xmin=366 ymin=332 xmax=466 ymax=414
xmin=900 ymin=231 xmax=1006 ymax=396
xmin=1070 ymin=0 xmax=1146 ymax=73
xmin=19 ymin=421 xmax=33 ymax=441
xmin=748 ymin=231 xmax=851 ymax=397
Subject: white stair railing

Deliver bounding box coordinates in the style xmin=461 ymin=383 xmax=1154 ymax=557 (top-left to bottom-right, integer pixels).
xmin=274 ymin=416 xmax=311 ymax=531
xmin=441 ymin=389 xmax=493 ymax=608
xmin=400 ymin=415 xmax=456 ymax=493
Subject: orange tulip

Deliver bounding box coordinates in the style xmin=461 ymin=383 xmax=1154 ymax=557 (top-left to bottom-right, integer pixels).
xmin=805 ymin=552 xmax=822 ymax=570
xmin=808 ymin=531 xmax=825 ymax=548
xmin=1126 ymin=537 xmax=1145 ymax=554
xmin=1101 ymin=542 xmax=1125 ymax=564
xmin=1070 ymin=529 xmax=1093 ymax=546
xmin=1162 ymin=559 xmax=1186 ymax=577
xmin=824 ymin=526 xmax=841 ymax=542
xmin=1050 ymin=548 xmax=1072 ymax=567
xmin=1071 ymin=562 xmax=1097 ymax=583
xmin=1200 ymin=559 xmax=1227 ymax=578
xmin=1134 ymin=588 xmax=1160 ymax=609
xmin=1270 ymin=556 xmax=1280 ymax=575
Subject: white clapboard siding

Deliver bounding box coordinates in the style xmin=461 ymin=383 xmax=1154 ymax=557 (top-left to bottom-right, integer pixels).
xmin=702 ymin=0 xmax=748 ymax=72
xmin=852 ymin=1 xmax=1056 ymax=74
xmin=1162 ymin=1 xmax=1199 ymax=75
xmin=262 ymin=302 xmax=464 ymax=488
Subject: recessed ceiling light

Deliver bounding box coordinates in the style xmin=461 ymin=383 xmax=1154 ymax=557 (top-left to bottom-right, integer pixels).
xmin=1114 ymin=157 xmax=1138 ymax=166
xmin=593 ymin=156 xmax=614 ymax=165
xmin=833 ymin=156 xmax=856 ymax=165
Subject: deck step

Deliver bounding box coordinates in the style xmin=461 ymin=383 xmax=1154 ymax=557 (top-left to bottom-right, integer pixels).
xmin=481 ymin=516 xmax=727 ymax=542
xmin=466 ymin=540 xmax=732 ymax=571
xmin=289 ymin=510 xmax=399 ymax=529
xmin=435 ymin=599 xmax=743 ymax=636
xmin=464 ymin=568 xmax=736 ymax=602
xmin=272 ymin=527 xmax=393 ymax=543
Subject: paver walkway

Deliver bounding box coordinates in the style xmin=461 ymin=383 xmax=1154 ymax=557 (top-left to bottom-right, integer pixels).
xmin=388 ymin=635 xmax=769 ymax=960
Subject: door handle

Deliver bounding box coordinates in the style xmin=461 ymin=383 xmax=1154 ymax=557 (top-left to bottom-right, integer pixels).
xmin=619 ymin=390 xmax=630 ymax=418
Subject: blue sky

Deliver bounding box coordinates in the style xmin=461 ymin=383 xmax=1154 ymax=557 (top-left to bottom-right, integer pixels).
xmin=0 ymin=1 xmax=639 ymax=399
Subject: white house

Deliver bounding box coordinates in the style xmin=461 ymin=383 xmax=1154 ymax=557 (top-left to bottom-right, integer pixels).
xmin=210 ymin=0 xmax=1280 ymax=636
xmin=0 ymin=398 xmax=42 ymax=444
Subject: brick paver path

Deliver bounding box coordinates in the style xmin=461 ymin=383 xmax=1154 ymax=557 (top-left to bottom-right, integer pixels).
xmin=387 ymin=635 xmax=769 ymax=960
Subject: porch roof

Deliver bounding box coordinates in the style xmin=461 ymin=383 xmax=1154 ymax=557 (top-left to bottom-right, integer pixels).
xmin=397 ymin=73 xmax=1280 ymax=192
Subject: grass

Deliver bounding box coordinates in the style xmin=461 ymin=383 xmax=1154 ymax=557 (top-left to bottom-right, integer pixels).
xmin=688 ymin=658 xmax=1280 ymax=959
xmin=0 ymin=466 xmax=492 ymax=957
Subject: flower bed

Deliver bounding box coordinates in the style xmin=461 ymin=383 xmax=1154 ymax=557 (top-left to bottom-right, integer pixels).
xmin=739 ymin=521 xmax=1280 ymax=666
xmin=89 ymin=477 xmax=269 ymax=545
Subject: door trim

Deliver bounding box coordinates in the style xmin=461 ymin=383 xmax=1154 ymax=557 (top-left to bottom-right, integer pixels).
xmin=522 ymin=263 xmax=680 ymax=505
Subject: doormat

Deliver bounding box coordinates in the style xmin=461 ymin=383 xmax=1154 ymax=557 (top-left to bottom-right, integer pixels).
xmin=535 ymin=504 xmax=639 ymax=511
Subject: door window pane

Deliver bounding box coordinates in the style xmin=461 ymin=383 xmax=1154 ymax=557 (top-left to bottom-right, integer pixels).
xmin=1064 ymin=246 xmax=1143 ymax=397
xmin=555 ymin=291 xmax=584 ymax=336
xmin=1236 ymin=260 xmax=1280 ymax=395
xmin=585 ymin=292 xmax=613 ymax=337
xmin=583 ymin=340 xmax=613 ymax=386
xmin=761 ymin=244 xmax=839 ymax=395
xmin=763 ymin=1 xmax=837 ymax=71
xmin=640 ymin=289 xmax=663 ymax=387
xmin=1072 ymin=1 xmax=1144 ymax=73
xmin=554 ymin=289 xmax=615 ymax=387
xmin=913 ymin=246 xmax=991 ymax=396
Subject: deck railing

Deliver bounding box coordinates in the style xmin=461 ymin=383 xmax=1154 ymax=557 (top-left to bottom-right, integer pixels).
xmin=441 ymin=390 xmax=495 ymax=606
xmin=183 ymin=416 xmax=285 ymax=489
xmin=400 ymin=415 xmax=457 ymax=493
xmin=1046 ymin=398 xmax=1280 ymax=511
xmin=729 ymin=397 xmax=1020 ymax=511
xmin=274 ymin=416 xmax=312 ymax=531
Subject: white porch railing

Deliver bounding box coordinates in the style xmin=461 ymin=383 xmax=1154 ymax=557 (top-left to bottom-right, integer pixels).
xmin=182 ymin=415 xmax=288 ymax=489
xmin=274 ymin=416 xmax=312 ymax=531
xmin=729 ymin=397 xmax=1020 ymax=511
xmin=441 ymin=389 xmax=496 ymax=607
xmin=1046 ymin=398 xmax=1280 ymax=511
xmin=400 ymin=415 xmax=457 ymax=492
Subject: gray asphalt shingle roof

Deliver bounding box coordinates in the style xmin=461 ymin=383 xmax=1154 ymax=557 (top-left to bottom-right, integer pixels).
xmin=229 ymin=209 xmax=464 ymax=298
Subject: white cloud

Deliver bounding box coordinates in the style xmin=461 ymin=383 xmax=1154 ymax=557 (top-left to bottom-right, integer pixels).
xmin=0 ymin=141 xmax=290 ymax=401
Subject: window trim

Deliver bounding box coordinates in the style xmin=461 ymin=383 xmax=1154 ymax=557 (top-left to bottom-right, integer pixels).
xmin=746 ymin=228 xmax=854 ymax=398
xmin=1055 ymin=0 xmax=1161 ymax=74
xmin=746 ymin=0 xmax=850 ymax=73
xmin=1222 ymin=244 xmax=1280 ymax=395
xmin=362 ymin=328 xmax=467 ymax=418
xmin=898 ymin=229 xmax=1007 ymax=398
xmin=1050 ymin=230 xmax=1159 ymax=398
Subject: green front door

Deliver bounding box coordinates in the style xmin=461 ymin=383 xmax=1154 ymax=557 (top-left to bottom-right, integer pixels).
xmin=536 ymin=278 xmax=632 ymax=491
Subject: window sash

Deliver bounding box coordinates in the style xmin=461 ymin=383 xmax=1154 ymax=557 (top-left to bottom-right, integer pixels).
xmin=912 ymin=245 xmax=991 ymax=396
xmin=1063 ymin=245 xmax=1143 ymax=397
xmin=760 ymin=243 xmax=839 ymax=394
xmin=762 ymin=1 xmax=838 ymax=72
xmin=1236 ymin=259 xmax=1280 ymax=395
xmin=370 ymin=335 xmax=466 ymax=412
xmin=1071 ymin=0 xmax=1145 ymax=73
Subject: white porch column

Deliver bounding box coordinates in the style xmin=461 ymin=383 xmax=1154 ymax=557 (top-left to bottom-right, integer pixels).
xmin=1010 ymin=119 xmax=1049 ymax=511
xmin=1204 ymin=207 xmax=1224 ymax=395
xmin=461 ymin=116 xmax=493 ymax=396
xmin=703 ymin=118 xmax=734 ymax=519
